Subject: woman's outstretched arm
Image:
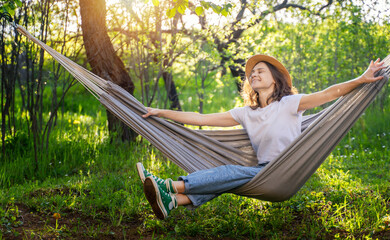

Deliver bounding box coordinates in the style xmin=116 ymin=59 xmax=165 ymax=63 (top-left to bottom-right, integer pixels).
xmin=298 ymin=59 xmax=387 ymax=112
xmin=142 ymin=108 xmax=240 ymax=127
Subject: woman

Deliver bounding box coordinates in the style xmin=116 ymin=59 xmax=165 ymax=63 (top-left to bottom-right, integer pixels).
xmin=137 ymin=54 xmax=385 ymax=220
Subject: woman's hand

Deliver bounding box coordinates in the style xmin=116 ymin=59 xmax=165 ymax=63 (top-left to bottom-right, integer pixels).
xmin=298 ymin=58 xmax=388 ymax=112
xmin=142 ymin=107 xmax=161 ymax=118
xmin=359 ymin=58 xmax=387 ymax=83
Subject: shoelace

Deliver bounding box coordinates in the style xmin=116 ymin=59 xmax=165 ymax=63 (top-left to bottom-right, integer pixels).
xmin=145 ymin=170 xmax=175 ymax=193
xmin=155 ymin=177 xmax=165 ymax=185
xmin=154 ymin=176 xmax=170 ymax=191
xmin=144 ymin=170 xmax=163 ymax=183
xmin=162 ymin=190 xmax=178 ymax=209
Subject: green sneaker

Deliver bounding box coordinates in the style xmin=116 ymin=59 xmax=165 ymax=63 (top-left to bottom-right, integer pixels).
xmin=136 ymin=162 xmax=177 ymax=193
xmin=143 ymin=176 xmax=178 ymax=220
xmin=136 ymin=162 xmax=152 ymax=182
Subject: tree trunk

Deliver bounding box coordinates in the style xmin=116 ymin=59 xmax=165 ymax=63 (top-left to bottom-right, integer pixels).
xmin=79 ymin=0 xmax=137 ymax=142
xmin=227 ymin=58 xmax=246 ymax=92
xmin=162 ymin=59 xmax=181 ymax=111
xmin=155 ymin=8 xmax=181 ymax=111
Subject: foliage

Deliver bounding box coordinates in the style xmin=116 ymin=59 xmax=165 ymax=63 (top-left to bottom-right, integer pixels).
xmin=0 ymin=197 xmax=23 ymax=237
xmin=233 ymin=6 xmax=390 ymax=107
xmin=0 ymin=0 xmax=84 ymax=171
xmin=141 ymin=0 xmax=232 ymax=18
xmin=0 ymin=0 xmax=22 ymax=16
xmin=0 ymin=103 xmax=389 ymax=238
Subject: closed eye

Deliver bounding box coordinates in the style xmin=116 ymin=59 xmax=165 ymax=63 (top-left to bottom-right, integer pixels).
xmin=251 ymin=68 xmax=265 ymax=74
xmin=250 ymin=69 xmax=264 ymax=78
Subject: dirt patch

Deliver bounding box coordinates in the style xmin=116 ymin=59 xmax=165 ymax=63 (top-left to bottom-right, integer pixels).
xmin=3 ymin=203 xmax=388 ymax=239
xmin=1 ymin=203 xmax=148 ymax=240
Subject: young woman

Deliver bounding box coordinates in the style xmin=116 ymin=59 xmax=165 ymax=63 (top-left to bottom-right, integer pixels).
xmin=137 ymin=54 xmax=385 ymax=220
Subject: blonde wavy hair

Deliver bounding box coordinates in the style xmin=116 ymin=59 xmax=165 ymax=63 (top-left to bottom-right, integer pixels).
xmin=241 ymin=61 xmax=298 ymax=110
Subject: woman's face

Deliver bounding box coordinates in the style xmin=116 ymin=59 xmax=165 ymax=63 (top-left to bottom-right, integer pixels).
xmin=249 ymin=62 xmax=275 ymax=93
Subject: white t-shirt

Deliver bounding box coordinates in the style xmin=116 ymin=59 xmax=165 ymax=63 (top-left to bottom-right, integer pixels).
xmin=229 ymin=94 xmax=304 ymax=164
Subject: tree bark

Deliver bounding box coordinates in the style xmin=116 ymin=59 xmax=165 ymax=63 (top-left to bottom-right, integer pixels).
xmin=162 ymin=65 xmax=181 ymax=111
xmin=154 ymin=8 xmax=181 ymax=111
xmin=79 ymin=0 xmax=137 ymax=142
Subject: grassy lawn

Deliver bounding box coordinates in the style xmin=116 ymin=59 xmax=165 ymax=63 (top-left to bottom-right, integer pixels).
xmin=1 ymin=89 xmax=390 ymax=239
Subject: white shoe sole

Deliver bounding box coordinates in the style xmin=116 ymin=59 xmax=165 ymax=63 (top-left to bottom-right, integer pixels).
xmin=136 ymin=162 xmax=146 ymax=183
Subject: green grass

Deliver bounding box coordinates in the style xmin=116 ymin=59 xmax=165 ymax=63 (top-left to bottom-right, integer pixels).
xmin=0 ymin=84 xmax=389 ymax=239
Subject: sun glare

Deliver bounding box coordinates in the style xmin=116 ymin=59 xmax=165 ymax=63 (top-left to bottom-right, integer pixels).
xmin=106 ymin=0 xmax=120 ymax=5
xmin=105 ymin=0 xmax=226 ymax=29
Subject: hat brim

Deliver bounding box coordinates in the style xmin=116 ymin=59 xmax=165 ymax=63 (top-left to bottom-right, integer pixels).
xmin=245 ymin=54 xmax=292 ymax=87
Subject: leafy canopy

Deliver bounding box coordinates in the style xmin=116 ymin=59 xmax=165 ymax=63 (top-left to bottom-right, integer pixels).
xmin=0 ymin=0 xmax=22 ymax=16
xmin=148 ymin=0 xmax=233 ymax=17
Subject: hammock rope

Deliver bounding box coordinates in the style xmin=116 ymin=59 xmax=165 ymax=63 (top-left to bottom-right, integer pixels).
xmin=15 ymin=24 xmax=390 ymax=202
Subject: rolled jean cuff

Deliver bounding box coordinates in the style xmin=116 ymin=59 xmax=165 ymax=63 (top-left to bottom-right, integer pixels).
xmin=178 ymin=175 xmax=191 ymax=195
xmin=178 ymin=176 xmax=210 ymax=208
xmin=185 ymin=193 xmax=219 ymax=207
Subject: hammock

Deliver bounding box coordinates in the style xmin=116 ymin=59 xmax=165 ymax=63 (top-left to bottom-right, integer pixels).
xmin=16 ymin=25 xmax=390 ymax=202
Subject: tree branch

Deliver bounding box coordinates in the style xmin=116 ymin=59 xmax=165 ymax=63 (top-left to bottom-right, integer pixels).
xmin=231 ymin=0 xmax=247 ymax=29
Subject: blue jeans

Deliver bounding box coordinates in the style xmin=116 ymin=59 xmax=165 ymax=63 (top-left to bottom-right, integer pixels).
xmin=178 ymin=164 xmax=266 ymax=207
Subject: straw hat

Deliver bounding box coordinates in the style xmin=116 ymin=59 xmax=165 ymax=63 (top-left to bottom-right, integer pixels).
xmin=245 ymin=54 xmax=292 ymax=87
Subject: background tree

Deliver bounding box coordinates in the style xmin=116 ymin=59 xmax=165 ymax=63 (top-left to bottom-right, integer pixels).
xmin=180 ymin=0 xmax=339 ymax=91
xmin=0 ymin=0 xmax=83 ymax=171
xmin=109 ymin=0 xmax=194 ymax=110
xmin=79 ymin=0 xmax=137 ymax=142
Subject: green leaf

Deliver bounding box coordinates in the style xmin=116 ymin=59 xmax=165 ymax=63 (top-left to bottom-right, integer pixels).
xmin=224 ymin=3 xmax=233 ymax=9
xmin=3 ymin=5 xmax=15 ymax=16
xmin=220 ymin=9 xmax=228 ymax=17
xmin=152 ymin=0 xmax=159 ymax=7
xmin=195 ymin=6 xmax=204 ymax=16
xmin=175 ymin=0 xmax=188 ymax=15
xmin=210 ymin=3 xmax=222 ymax=14
xmin=200 ymin=1 xmax=210 ymax=9
xmin=166 ymin=8 xmax=176 ymax=18
xmin=177 ymin=4 xmax=186 ymax=14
